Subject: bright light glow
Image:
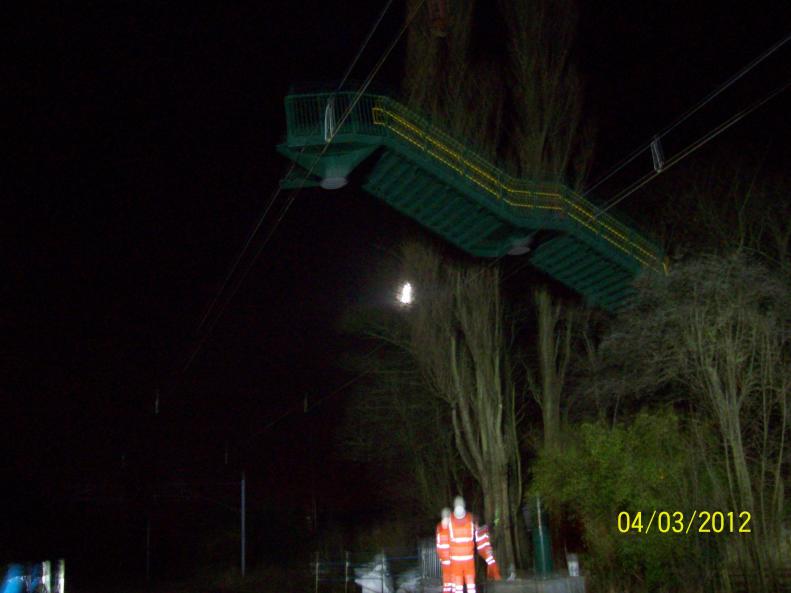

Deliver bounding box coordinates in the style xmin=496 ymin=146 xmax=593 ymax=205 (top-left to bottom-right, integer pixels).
xmin=397 ymin=282 xmax=413 ymax=305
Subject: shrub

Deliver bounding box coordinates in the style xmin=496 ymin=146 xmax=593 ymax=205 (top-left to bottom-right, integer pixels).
xmin=531 ymin=410 xmax=717 ymax=592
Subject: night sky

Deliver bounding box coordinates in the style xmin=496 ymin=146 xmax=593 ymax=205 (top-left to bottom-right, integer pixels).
xmin=5 ymin=0 xmax=789 ymax=583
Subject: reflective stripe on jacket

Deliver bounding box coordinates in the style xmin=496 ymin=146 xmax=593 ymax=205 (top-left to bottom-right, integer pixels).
xmin=436 ymin=521 xmax=451 ymax=565
xmin=448 ymin=512 xmax=495 ymax=563
xmin=475 ymin=524 xmax=496 ymax=564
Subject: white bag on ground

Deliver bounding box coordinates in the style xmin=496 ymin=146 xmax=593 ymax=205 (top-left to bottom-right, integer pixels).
xmin=395 ymin=568 xmax=421 ymax=593
xmin=355 ymin=554 xmax=394 ymax=593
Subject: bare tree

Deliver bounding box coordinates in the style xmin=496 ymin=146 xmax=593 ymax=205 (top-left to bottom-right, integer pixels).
xmin=404 ymin=0 xmax=476 ymax=115
xmin=336 ymin=262 xmax=467 ymax=519
xmin=596 ymin=253 xmax=791 ymax=590
xmin=404 ymin=0 xmax=506 ymax=163
xmin=397 ymin=241 xmax=522 ymax=570
xmin=340 ymin=348 xmax=463 ymax=518
xmin=638 ymin=154 xmax=791 ymax=271
xmin=525 ymin=288 xmax=575 ymax=453
xmin=500 ymin=0 xmax=593 ymax=186
xmin=399 ymin=0 xmax=593 ymax=569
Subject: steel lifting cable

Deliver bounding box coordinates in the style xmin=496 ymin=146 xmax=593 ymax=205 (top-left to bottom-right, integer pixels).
xmin=594 ymin=78 xmax=790 ymax=219
xmin=183 ymin=0 xmax=424 ymax=373
xmin=584 ymin=31 xmax=791 ymax=199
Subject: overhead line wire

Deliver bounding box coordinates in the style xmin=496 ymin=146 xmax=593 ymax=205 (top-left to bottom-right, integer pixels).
xmin=242 ymin=234 xmax=524 ymax=450
xmin=49 ymin=0 xmax=425 ymax=488
xmin=193 ymin=159 xmax=300 ymax=336
xmin=584 ymin=31 xmax=791 ymax=198
xmin=240 ymin=343 xmax=386 ymax=449
xmin=182 ymin=0 xmax=423 ymax=374
xmin=192 ymin=0 xmax=681 ymax=447
xmin=595 ymin=78 xmax=791 ymax=217
xmin=194 ymin=1 xmax=397 ymax=339
xmin=337 ymin=0 xmax=397 ymax=92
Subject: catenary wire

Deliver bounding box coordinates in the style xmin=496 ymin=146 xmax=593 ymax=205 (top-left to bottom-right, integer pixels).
xmin=191 ymin=0 xmax=399 ymax=341
xmin=182 ymin=0 xmax=427 ymax=373
xmin=240 ymin=342 xmax=386 ymax=449
xmin=583 ymin=31 xmax=791 ymax=198
xmin=336 ymin=0 xmax=397 ymax=92
xmin=193 ymin=158 xmax=301 ymax=336
xmin=595 ymin=78 xmax=790 ymax=217
xmin=32 ymin=0 xmax=424 ymax=475
xmin=241 ymin=235 xmax=526 ymax=451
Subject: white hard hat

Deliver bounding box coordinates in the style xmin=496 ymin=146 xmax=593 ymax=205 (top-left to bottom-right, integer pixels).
xmin=453 ymin=496 xmax=466 ymax=519
xmin=441 ymin=507 xmax=451 ymax=519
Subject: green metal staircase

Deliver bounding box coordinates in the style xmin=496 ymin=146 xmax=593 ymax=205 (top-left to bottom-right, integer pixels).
xmin=277 ymin=91 xmax=667 ymax=311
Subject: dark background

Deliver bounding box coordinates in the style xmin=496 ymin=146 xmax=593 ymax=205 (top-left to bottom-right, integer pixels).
xmin=4 ymin=0 xmax=789 ymax=585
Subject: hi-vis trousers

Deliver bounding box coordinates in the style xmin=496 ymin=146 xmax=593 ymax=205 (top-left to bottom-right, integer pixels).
xmin=450 ymin=559 xmax=476 ymax=593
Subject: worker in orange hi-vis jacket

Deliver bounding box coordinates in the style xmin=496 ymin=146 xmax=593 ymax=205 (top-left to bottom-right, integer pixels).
xmin=448 ymin=496 xmax=502 ymax=593
xmin=436 ymin=508 xmax=452 ymax=593
xmin=475 ymin=524 xmax=502 ymax=581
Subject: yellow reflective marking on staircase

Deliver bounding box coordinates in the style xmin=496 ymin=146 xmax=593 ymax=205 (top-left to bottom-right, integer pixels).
xmin=370 ymin=104 xmax=663 ymax=272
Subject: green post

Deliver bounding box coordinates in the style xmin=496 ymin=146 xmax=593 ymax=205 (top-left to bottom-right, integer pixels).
xmin=532 ymin=495 xmax=553 ymax=577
